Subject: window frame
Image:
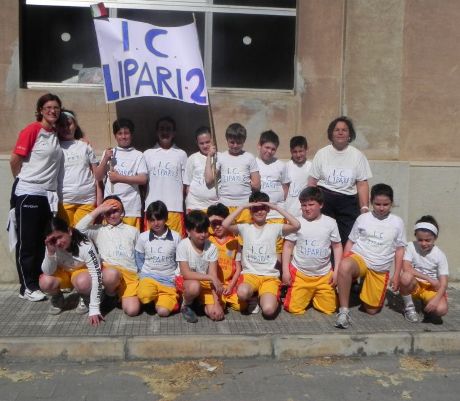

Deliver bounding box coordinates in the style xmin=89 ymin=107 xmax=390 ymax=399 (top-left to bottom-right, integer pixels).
xmin=23 ymin=0 xmax=297 ymax=93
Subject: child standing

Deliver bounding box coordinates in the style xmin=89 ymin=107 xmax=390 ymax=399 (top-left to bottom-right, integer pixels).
xmin=144 ymin=116 xmax=188 ymax=236
xmin=176 ymin=210 xmax=223 ymax=323
xmin=39 ymin=217 xmax=103 ymax=326
xmin=205 ymin=123 xmax=260 ymax=224
xmin=95 ymin=118 xmax=148 ymax=230
xmin=285 ymin=136 xmax=312 ymax=217
xmin=135 ymin=201 xmax=181 ymax=317
xmin=282 ymin=187 xmax=342 ymax=315
xmin=76 ymin=196 xmax=141 ymax=316
xmin=207 ymin=203 xmax=244 ymax=312
xmin=184 ymin=126 xmax=218 ymax=212
xmin=399 ymin=215 xmax=448 ymax=323
xmin=222 ymin=191 xmax=300 ymax=318
xmin=335 ymin=183 xmax=407 ymax=329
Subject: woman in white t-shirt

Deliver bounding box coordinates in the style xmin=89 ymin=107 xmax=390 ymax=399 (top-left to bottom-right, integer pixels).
xmin=184 ymin=126 xmax=218 ymax=211
xmin=57 ymin=110 xmax=100 ymax=227
xmin=308 ymin=116 xmax=372 ymax=246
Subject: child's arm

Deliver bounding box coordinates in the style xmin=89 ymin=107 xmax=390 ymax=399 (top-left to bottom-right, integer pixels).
xmin=223 ymin=260 xmax=241 ymax=295
xmin=204 ymin=145 xmax=217 ymax=188
xmin=391 ymin=246 xmax=405 ymax=292
xmin=250 ymin=171 xmax=261 ymax=192
xmin=425 ymin=275 xmax=448 ymax=313
xmin=94 ymin=148 xmax=112 ymax=181
xmin=403 ymin=261 xmax=440 ymax=289
xmin=263 ymin=203 xmax=300 ymax=235
xmin=343 ymin=239 xmax=354 ymax=255
xmin=222 ymin=204 xmax=251 ymax=235
xmin=356 ymin=180 xmax=370 ymax=213
xmin=179 ymin=261 xmax=223 ymax=294
xmin=108 ymin=171 xmax=147 ymax=185
xmin=330 ymin=241 xmax=343 ymax=287
xmin=281 ymin=240 xmax=295 ymax=286
xmin=282 ymin=183 xmax=290 ymax=200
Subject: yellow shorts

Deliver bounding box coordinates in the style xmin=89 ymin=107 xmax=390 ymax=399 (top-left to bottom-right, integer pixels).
xmin=103 ymin=264 xmax=139 ymax=298
xmin=122 ymin=217 xmax=142 ymax=230
xmin=58 ymin=203 xmax=95 ymax=227
xmin=48 ymin=267 xmax=88 ymax=289
xmin=137 ymin=277 xmax=179 ymax=312
xmin=198 ymin=280 xmax=217 ymax=305
xmin=348 ymin=253 xmax=389 ymax=308
xmin=241 ymin=273 xmax=281 ymax=298
xmin=412 ymin=280 xmax=446 ymax=304
xmin=167 ymin=212 xmax=185 ymax=237
xmin=267 ymin=217 xmax=285 ymax=254
xmin=284 ymin=265 xmax=337 ymax=315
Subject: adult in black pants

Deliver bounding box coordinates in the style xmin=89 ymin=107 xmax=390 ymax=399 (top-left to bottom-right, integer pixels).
xmin=308 ymin=116 xmax=372 ymax=246
xmin=10 ymin=93 xmax=63 ymax=301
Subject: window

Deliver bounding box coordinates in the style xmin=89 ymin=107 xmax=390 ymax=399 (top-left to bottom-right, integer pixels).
xmin=21 ymin=1 xmax=296 ymax=90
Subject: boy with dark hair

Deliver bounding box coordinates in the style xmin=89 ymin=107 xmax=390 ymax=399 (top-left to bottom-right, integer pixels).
xmin=286 ymin=136 xmax=312 ymax=217
xmin=144 ymin=116 xmax=188 ymax=236
xmin=95 ymin=118 xmax=147 ymax=229
xmin=176 ymin=210 xmax=223 ymax=323
xmin=222 ymin=191 xmax=300 ymax=318
xmin=282 ymin=187 xmax=342 ymax=315
xmin=205 ymin=123 xmax=260 ymax=224
xmin=135 ymin=201 xmax=181 ymax=317
xmin=207 ymin=203 xmax=244 ymax=311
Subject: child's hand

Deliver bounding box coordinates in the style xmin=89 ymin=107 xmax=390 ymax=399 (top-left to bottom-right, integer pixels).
xmin=282 ymin=270 xmax=291 ymax=286
xmin=223 ymin=283 xmax=234 ymax=296
xmin=329 ymin=270 xmax=338 ymax=288
xmin=97 ymin=199 xmax=119 ymax=214
xmin=88 ymin=314 xmax=105 ymax=327
xmin=390 ymin=276 xmax=400 ymax=293
xmin=428 ymin=278 xmax=441 ymax=291
xmin=44 ymin=234 xmax=58 ymax=254
xmin=211 ymin=277 xmax=224 ymax=295
xmin=208 ymin=145 xmax=217 ymax=157
xmin=260 ymin=201 xmax=277 ymax=210
xmin=107 ymin=170 xmax=122 ymax=184
xmin=424 ymin=297 xmax=440 ymax=313
xmin=103 ymin=148 xmax=114 ymax=162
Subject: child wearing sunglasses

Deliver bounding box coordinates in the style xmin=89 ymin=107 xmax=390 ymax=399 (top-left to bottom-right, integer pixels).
xmin=222 ymin=191 xmax=300 ymax=318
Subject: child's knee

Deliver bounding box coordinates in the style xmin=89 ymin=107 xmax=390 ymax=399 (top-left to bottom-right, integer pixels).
xmin=399 ymin=272 xmax=415 ymax=289
xmin=39 ymin=275 xmax=59 ymax=292
xmin=237 ymin=284 xmax=253 ymax=300
xmin=73 ymin=273 xmax=91 ymax=293
xmin=122 ymin=298 xmax=141 ymax=317
xmin=183 ymin=280 xmax=200 ymax=298
xmin=102 ymin=269 xmax=120 ymax=287
xmin=155 ymin=306 xmax=171 ymax=317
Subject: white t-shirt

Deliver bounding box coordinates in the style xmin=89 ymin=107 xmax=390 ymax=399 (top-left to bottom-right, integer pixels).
xmin=103 ymin=147 xmax=147 ymax=218
xmin=238 ymin=223 xmax=283 ymax=277
xmin=309 ymin=145 xmax=372 ymax=195
xmin=135 ymin=228 xmax=181 ymax=279
xmin=216 ymin=151 xmax=259 ymax=206
xmin=349 ymin=212 xmax=407 ymax=272
xmin=285 ymin=160 xmax=312 ymax=217
xmin=76 ymin=214 xmax=139 ymax=273
xmin=176 ymin=237 xmax=218 ymax=274
xmin=41 ymin=240 xmax=102 ymax=317
xmin=58 ymin=140 xmax=98 ymax=204
xmin=257 ymin=158 xmax=290 ymax=219
xmin=404 ymin=241 xmax=449 ymax=281
xmin=285 ymin=214 xmax=341 ymax=276
xmin=14 ymin=122 xmax=63 ymax=196
xmin=184 ymin=152 xmax=218 ymax=210
xmin=144 ymin=144 xmax=188 ymax=212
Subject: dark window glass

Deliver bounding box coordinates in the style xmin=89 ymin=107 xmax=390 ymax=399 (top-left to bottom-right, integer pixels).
xmin=211 ymin=13 xmax=295 ymax=89
xmin=117 ymin=9 xmax=205 ymax=56
xmin=21 ymin=5 xmax=100 ymax=83
xmin=214 ymin=0 xmax=296 ymax=8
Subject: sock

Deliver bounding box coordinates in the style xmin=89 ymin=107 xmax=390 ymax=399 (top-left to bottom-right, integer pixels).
xmin=339 ymin=307 xmax=349 ymax=314
xmin=402 ymin=294 xmax=415 ymax=310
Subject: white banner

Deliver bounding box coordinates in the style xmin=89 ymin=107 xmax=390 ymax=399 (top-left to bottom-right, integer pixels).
xmin=94 ymin=17 xmax=208 ymax=105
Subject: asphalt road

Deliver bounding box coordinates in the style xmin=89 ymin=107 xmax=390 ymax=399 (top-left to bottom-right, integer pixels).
xmin=1 ymin=354 xmax=459 ymax=401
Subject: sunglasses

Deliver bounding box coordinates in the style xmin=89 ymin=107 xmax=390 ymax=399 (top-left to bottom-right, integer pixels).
xmin=210 ymin=219 xmax=224 ymax=228
xmin=250 ymin=205 xmax=269 ymax=213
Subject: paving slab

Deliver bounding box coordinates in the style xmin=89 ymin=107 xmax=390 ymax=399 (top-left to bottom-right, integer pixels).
xmin=0 ymin=284 xmax=459 ymax=360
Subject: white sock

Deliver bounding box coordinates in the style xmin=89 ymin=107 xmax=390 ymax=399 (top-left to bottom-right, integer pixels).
xmin=402 ymin=294 xmax=415 ymax=310
xmin=339 ymin=307 xmax=349 ymax=314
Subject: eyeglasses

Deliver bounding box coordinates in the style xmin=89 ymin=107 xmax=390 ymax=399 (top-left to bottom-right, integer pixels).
xmin=42 ymin=106 xmax=61 ymax=111
xmin=210 ymin=219 xmax=224 ymax=228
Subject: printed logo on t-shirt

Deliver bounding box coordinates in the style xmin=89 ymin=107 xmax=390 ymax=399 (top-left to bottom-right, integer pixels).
xmin=247 ymin=243 xmax=273 ymax=264
xmin=288 ymin=181 xmax=306 ymax=198
xmin=261 ymin=178 xmax=281 ymax=191
xmin=296 ymin=239 xmax=329 ymax=258
xmin=145 ymin=244 xmax=175 ymax=265
xmin=221 ymin=167 xmax=248 ymax=184
xmin=359 ymin=228 xmax=387 ymax=248
xmin=150 ymin=161 xmax=180 ymax=181
xmin=326 ymin=167 xmax=353 ymax=186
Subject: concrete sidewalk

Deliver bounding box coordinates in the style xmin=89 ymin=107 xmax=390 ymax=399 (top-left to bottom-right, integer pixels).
xmin=0 ymin=284 xmax=459 ymax=361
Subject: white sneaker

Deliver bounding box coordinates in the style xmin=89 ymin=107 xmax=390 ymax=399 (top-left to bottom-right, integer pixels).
xmin=335 ymin=310 xmax=352 ymax=329
xmin=48 ymin=293 xmax=65 ymax=315
xmin=75 ymin=296 xmax=89 ymax=315
xmin=247 ymin=297 xmax=260 ymax=314
xmin=19 ymin=289 xmax=46 ymax=302
xmin=404 ymin=307 xmax=419 ymax=323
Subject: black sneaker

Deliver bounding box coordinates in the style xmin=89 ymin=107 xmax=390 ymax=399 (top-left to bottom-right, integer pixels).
xmin=181 ymin=304 xmax=198 ymax=323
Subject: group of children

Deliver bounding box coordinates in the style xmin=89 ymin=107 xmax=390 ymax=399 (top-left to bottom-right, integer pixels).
xmin=39 ymin=118 xmax=449 ymax=328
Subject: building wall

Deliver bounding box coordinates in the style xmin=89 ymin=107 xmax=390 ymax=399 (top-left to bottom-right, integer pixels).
xmin=0 ymin=0 xmax=459 ymax=281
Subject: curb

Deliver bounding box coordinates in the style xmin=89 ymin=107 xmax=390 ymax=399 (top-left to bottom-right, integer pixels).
xmin=1 ymin=331 xmax=459 ymax=361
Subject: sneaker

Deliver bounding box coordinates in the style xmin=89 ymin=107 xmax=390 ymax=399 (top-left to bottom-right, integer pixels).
xmin=335 ymin=310 xmax=352 ymax=329
xmin=48 ymin=293 xmax=65 ymax=315
xmin=247 ymin=298 xmax=260 ymax=314
xmin=181 ymin=304 xmax=198 ymax=323
xmin=75 ymin=296 xmax=89 ymax=314
xmin=19 ymin=289 xmax=46 ymax=302
xmin=404 ymin=308 xmax=419 ymax=323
